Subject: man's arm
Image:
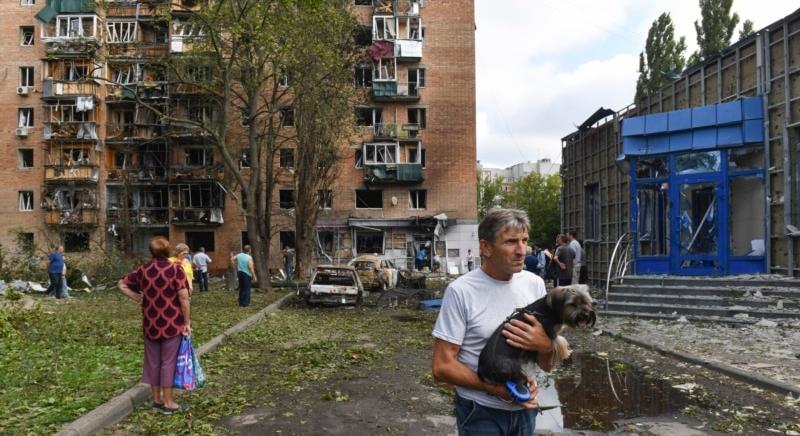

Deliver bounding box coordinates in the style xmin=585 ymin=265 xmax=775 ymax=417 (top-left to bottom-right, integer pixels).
xmin=503 ymin=313 xmax=555 ymax=372
xmin=248 ymin=259 xmax=257 ymax=283
xmin=432 ymin=339 xmax=539 ymax=408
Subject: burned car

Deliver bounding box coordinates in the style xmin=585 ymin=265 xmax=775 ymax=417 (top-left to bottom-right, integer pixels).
xmin=305 ymin=265 xmax=364 ymax=305
xmin=348 ymin=255 xmax=398 ymax=291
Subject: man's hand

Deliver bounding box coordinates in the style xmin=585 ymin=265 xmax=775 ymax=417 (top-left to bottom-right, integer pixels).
xmin=502 ymin=313 xmax=552 ymax=353
xmin=485 ymin=376 xmax=539 ymax=409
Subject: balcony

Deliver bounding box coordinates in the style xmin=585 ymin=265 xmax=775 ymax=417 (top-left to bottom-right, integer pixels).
xmin=42 ymin=79 xmax=100 ymax=99
xmin=373 ymin=122 xmax=421 ymax=141
xmin=168 ymin=165 xmax=224 ymax=182
xmin=106 ymin=209 xmax=169 ymax=227
xmin=45 ymin=208 xmax=99 ymax=226
xmin=171 ymin=208 xmax=224 ymax=227
xmin=372 ymin=81 xmax=420 ymax=102
xmin=41 ymin=15 xmax=101 ymax=55
xmin=107 ymin=43 xmax=170 ymax=59
xmin=45 ymin=164 xmax=99 ymax=183
xmin=106 ymin=1 xmax=170 ymax=18
xmin=106 ymin=167 xmax=168 ymax=183
xmin=43 ymin=122 xmax=98 ymax=141
xmin=364 ymin=163 xmax=423 ymax=184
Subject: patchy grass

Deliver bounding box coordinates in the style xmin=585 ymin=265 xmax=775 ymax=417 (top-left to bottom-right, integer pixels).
xmin=0 ymin=284 xmax=284 ymax=435
xmin=107 ymin=299 xmax=438 ymax=435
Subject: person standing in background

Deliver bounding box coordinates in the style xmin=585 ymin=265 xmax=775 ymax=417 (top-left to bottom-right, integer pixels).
xmin=231 ymin=246 xmax=256 ymax=307
xmin=170 ymin=243 xmax=194 ymax=296
xmin=46 ymin=245 xmax=65 ymax=299
xmin=567 ymin=231 xmax=582 ymax=285
xmin=466 ymin=249 xmax=475 ymax=271
xmin=192 ymin=247 xmax=212 ymax=292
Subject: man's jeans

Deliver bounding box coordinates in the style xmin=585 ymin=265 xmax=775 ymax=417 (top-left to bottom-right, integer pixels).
xmin=454 ymin=393 xmax=536 ymax=436
xmin=237 ymin=271 xmax=252 ymax=307
xmin=285 ymin=262 xmax=293 ymax=281
xmin=46 ymin=273 xmax=63 ymax=298
xmin=198 ymin=271 xmax=209 ymax=292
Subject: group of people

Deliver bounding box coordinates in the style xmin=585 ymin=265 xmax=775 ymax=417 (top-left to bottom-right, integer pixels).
xmin=520 ymin=231 xmax=584 ymax=288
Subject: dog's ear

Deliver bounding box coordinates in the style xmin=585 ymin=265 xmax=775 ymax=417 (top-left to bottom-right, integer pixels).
xmin=546 ymin=287 xmax=567 ymax=313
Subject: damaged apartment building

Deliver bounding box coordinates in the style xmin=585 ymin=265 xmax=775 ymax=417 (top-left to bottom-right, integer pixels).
xmin=1 ymin=0 xmax=477 ymax=274
xmin=562 ymin=8 xmax=800 ymax=283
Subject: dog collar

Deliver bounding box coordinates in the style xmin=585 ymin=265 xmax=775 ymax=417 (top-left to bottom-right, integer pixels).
xmin=505 ymin=380 xmax=531 ymax=403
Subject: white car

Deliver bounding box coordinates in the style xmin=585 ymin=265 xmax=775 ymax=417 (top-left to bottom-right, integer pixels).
xmin=305 ymin=265 xmax=365 ymax=305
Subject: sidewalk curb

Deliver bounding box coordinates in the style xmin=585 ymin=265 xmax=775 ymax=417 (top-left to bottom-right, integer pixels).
xmin=601 ymin=328 xmax=800 ymax=397
xmin=56 ymin=292 xmax=294 ymax=436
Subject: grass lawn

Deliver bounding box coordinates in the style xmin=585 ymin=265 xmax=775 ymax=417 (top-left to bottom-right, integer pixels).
xmin=0 ymin=283 xmax=285 ymax=435
xmin=106 ymin=300 xmax=439 ymax=435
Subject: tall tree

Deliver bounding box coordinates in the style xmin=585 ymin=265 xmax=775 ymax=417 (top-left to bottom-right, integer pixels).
xmin=290 ymin=1 xmax=359 ymax=280
xmin=504 ymin=173 xmax=561 ymax=249
xmin=635 ymin=13 xmax=687 ymax=102
xmin=738 ymin=19 xmax=754 ymax=40
xmin=692 ymin=0 xmax=740 ymax=62
xmin=477 ymin=171 xmax=506 ymax=220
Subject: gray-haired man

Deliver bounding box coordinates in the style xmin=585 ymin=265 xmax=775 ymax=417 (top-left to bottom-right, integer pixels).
xmin=432 ymin=208 xmax=554 ymax=435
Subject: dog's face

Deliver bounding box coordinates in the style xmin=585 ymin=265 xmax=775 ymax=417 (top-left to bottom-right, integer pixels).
xmin=547 ymin=284 xmax=596 ymax=328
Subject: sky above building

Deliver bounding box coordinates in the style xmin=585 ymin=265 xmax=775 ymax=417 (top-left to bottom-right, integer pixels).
xmin=475 ymin=0 xmax=799 ymax=168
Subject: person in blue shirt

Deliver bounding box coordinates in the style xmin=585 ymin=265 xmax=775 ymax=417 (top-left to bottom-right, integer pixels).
xmin=523 ymin=246 xmax=539 ymax=275
xmin=416 ymin=247 xmax=427 ymax=271
xmin=46 ymin=245 xmax=66 ymax=299
xmin=230 ymin=245 xmax=256 ymax=307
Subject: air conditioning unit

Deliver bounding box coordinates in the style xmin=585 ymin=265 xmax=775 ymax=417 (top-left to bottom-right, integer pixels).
xmin=16 ymin=86 xmax=30 ymax=96
xmin=15 ymin=127 xmax=28 ymax=137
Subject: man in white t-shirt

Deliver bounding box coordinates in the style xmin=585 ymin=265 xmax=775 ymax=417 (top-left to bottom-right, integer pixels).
xmin=432 ymin=208 xmax=553 ymax=435
xmin=192 ymin=247 xmax=212 ymax=292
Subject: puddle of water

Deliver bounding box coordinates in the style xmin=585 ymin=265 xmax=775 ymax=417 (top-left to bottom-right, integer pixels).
xmin=555 ymin=352 xmax=688 ymax=431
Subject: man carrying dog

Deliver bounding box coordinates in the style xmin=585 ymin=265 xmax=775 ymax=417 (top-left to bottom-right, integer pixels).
xmin=432 ymin=208 xmax=554 ymax=435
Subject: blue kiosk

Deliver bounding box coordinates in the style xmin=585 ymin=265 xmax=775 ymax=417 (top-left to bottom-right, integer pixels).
xmin=622 ymin=96 xmax=766 ymax=276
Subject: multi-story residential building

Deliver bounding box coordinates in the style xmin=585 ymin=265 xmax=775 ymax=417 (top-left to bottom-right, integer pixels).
xmin=1 ymin=0 xmax=477 ymax=275
xmin=479 ymin=159 xmax=561 ymax=192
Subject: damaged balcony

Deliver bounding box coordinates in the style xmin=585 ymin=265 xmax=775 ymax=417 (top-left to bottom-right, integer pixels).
xmin=105 ymin=19 xmax=170 ymax=58
xmin=361 ymin=142 xmax=424 ymax=184
xmin=374 ymin=122 xmax=421 ymax=141
xmin=106 ymin=144 xmax=168 ymax=183
xmin=105 ymin=1 xmax=170 ymax=18
xmin=372 ymin=81 xmax=420 ymax=102
xmin=373 ymin=0 xmax=421 ymax=16
xmin=42 ymin=102 xmax=98 ymax=142
xmin=106 ymin=186 xmax=169 ymax=227
xmin=371 ymin=14 xmax=422 ymax=62
xmin=170 ymin=183 xmax=225 ymax=227
xmin=40 ymin=14 xmax=101 ymax=55
xmin=44 ymin=146 xmax=99 ymax=183
xmin=42 ymin=187 xmax=99 ymax=227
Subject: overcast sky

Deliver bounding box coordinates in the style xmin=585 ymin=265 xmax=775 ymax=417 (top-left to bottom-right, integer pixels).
xmin=475 ymin=0 xmax=799 ymax=168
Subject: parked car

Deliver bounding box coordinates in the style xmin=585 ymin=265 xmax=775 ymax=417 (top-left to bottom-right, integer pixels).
xmin=305 ymin=265 xmax=364 ymax=305
xmin=348 ymin=255 xmax=398 ymax=291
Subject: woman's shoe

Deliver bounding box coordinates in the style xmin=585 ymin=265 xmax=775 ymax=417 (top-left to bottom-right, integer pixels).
xmin=160 ymin=403 xmax=189 ymax=415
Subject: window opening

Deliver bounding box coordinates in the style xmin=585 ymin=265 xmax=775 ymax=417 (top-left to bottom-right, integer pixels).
xmin=19 ymin=191 xmax=34 ymax=211
xmin=356 ymin=231 xmax=383 ymax=254
xmin=106 ymin=21 xmax=137 ymax=43
xmin=20 ymin=67 xmax=34 ymax=87
xmin=280 ymin=107 xmax=294 ymax=127
xmin=676 ymin=151 xmax=721 ymax=175
xmin=279 ymin=148 xmax=295 ymax=169
xmin=319 ymin=189 xmax=332 ymax=209
xmin=729 ymin=147 xmax=764 ymax=172
xmin=408 ymin=147 xmax=426 ymax=167
xmin=409 ymin=190 xmax=427 ymax=209
xmin=355 ymin=107 xmax=382 ymax=126
xmin=185 ymin=231 xmax=215 ymax=252
xmin=63 ymin=232 xmax=90 ymax=252
xmin=279 ymin=189 xmax=295 ymax=209
xmin=363 ymin=143 xmax=397 ymax=164
xmin=636 ymin=157 xmax=668 ymax=179
xmin=729 ymin=176 xmax=765 ymax=256
xmin=280 ymin=231 xmax=295 ymax=249
xmin=355 ymin=149 xmax=363 ymax=168
xmin=408 ymin=107 xmax=426 ymax=128
xmin=636 ymin=184 xmax=669 ymax=256
xmin=372 ymin=57 xmax=396 ymax=81
xmin=185 ymin=148 xmax=213 ymax=166
xmin=21 ymin=26 xmax=34 ymax=46
xmin=355 ymin=66 xmax=373 ymax=88
xmin=18 ymin=108 xmax=34 ymax=127
xmin=356 ymin=189 xmax=382 ymax=208
xmin=18 ymin=149 xmax=34 ymax=169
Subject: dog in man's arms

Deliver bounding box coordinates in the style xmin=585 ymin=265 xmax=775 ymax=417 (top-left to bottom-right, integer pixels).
xmin=477 ymin=284 xmax=596 ymax=389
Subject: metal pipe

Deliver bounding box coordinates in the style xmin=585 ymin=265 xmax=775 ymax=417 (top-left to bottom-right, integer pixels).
xmin=604 ymin=231 xmax=631 ymax=311
xmin=783 ymin=21 xmax=793 ymax=276
xmin=758 ymin=30 xmax=772 ymax=274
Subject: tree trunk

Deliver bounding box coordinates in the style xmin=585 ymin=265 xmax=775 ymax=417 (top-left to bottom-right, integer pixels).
xmin=294 ymin=192 xmax=317 ymax=281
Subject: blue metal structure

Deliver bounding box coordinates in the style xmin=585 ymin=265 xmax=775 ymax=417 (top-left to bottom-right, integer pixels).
xmin=622 ymin=97 xmax=766 ymax=276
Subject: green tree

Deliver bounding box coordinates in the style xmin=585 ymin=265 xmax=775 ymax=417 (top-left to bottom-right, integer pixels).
xmin=504 ymin=173 xmax=562 ymax=248
xmin=477 ymin=171 xmax=505 ymax=220
xmin=691 ymin=0 xmax=741 ymax=63
xmin=738 ymin=19 xmax=754 ymax=40
xmin=635 ymin=13 xmax=687 ymax=102
xmin=291 ymin=1 xmax=359 ymax=279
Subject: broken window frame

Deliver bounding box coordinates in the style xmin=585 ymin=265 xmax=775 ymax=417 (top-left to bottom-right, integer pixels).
xmin=363 ymin=143 xmax=398 ymax=165
xmin=18 ymin=191 xmax=34 ymax=211
xmin=18 ymin=108 xmax=34 ymax=127
xmin=408 ymin=189 xmax=426 ymax=209
xmin=355 ymin=107 xmax=382 ymax=126
xmin=407 ymin=107 xmax=426 ymax=129
xmin=372 ymin=57 xmax=396 ymax=81
xmin=729 ymin=175 xmax=765 ymax=257
xmin=355 ymin=65 xmax=373 ymax=88
xmin=372 ymin=16 xmax=397 ymax=40
xmin=279 ymin=148 xmax=295 ymax=169
xmin=20 ymin=26 xmax=34 ymax=46
xmin=240 ymin=149 xmax=251 ymax=168
xmin=110 ymin=64 xmax=139 ymax=85
xmin=354 ymin=149 xmax=364 ymax=168
xmin=355 ymin=189 xmax=383 ymax=209
xmin=106 ymin=20 xmax=138 ymax=43
xmin=17 ymin=149 xmax=34 ymax=169
xmin=174 ymin=183 xmax=224 ymax=209
xmin=184 ymin=147 xmax=213 ymax=167
xmin=185 ymin=231 xmax=215 ymax=252
xmin=407 ymin=146 xmax=425 ymax=167
xmin=53 ymin=15 xmax=98 ymax=39
xmin=318 ymin=189 xmax=333 ymax=209
xmin=676 ymin=151 xmax=721 ymax=175
xmin=636 ymin=183 xmax=669 ymax=257
xmin=636 ymin=156 xmax=669 ymax=179
xmin=355 ymin=230 xmax=384 ymax=254
xmin=279 ymin=107 xmax=294 ymax=127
